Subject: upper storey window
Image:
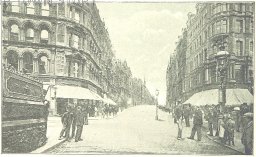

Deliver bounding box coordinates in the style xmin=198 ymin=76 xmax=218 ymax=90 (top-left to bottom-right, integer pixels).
xmin=10 ymin=24 xmax=19 ymax=41
xmin=11 ymin=2 xmax=19 ymax=13
xmin=73 ymin=35 xmax=79 ymax=49
xmin=41 ymin=3 xmax=49 ymax=16
xmin=26 ymin=3 xmax=35 ymax=14
xmin=75 ymin=9 xmax=80 ymax=22
xmin=41 ymin=30 xmax=49 ymax=44
xmin=235 ymin=20 xmax=243 ymax=33
xmin=234 ymin=3 xmax=245 ymax=12
xmin=25 ymin=28 xmax=34 ymax=42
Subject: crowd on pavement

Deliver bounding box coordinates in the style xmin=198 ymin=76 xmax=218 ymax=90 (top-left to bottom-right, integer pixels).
xmin=172 ymin=101 xmax=253 ymax=155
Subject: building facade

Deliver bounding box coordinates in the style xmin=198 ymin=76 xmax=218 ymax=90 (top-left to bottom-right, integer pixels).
xmin=166 ymin=2 xmax=254 ymax=109
xmin=2 ymin=2 xmax=154 ymax=115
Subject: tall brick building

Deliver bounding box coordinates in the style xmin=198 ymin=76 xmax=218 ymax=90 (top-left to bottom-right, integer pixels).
xmin=166 ymin=3 xmax=254 ymax=109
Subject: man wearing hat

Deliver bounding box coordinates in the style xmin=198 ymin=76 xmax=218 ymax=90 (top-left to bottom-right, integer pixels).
xmin=75 ymin=106 xmax=86 ymax=142
xmin=188 ymin=106 xmax=203 ymax=141
xmin=174 ymin=101 xmax=183 ymax=140
xmin=59 ymin=105 xmax=73 ymax=141
xmin=241 ymin=112 xmax=253 ymax=155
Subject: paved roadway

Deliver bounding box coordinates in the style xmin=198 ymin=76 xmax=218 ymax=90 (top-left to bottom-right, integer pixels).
xmin=46 ymin=105 xmax=241 ymax=155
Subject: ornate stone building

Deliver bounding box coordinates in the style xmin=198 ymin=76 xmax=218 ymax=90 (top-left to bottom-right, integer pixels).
xmin=167 ymin=2 xmax=254 ymax=109
xmin=2 ymin=2 xmax=154 ymax=115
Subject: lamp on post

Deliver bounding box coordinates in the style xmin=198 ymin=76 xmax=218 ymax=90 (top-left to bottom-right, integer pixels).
xmin=155 ymin=89 xmax=159 ymax=120
xmin=215 ymin=50 xmax=230 ymax=113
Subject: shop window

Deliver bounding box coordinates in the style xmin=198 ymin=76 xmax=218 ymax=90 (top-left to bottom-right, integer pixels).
xmin=40 ymin=29 xmax=49 ymax=44
xmin=7 ymin=51 xmax=19 ymax=71
xmin=10 ymin=24 xmax=19 ymax=41
xmin=25 ymin=28 xmax=34 ymax=42
xmin=39 ymin=55 xmax=48 ymax=74
xmin=23 ymin=52 xmax=33 ymax=73
xmin=41 ymin=3 xmax=49 ymax=16
xmin=11 ymin=2 xmax=19 ymax=13
xmin=26 ymin=3 xmax=35 ymax=14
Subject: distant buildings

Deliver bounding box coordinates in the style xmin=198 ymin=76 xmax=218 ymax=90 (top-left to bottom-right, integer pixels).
xmin=166 ymin=3 xmax=254 ymax=109
xmin=2 ymin=2 xmax=154 ymax=115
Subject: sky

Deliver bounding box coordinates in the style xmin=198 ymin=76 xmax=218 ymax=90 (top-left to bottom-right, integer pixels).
xmin=97 ymin=2 xmax=196 ymax=105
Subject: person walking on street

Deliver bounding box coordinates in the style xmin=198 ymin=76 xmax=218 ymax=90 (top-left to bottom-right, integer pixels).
xmin=183 ymin=105 xmax=190 ymax=127
xmin=226 ymin=114 xmax=235 ymax=146
xmin=75 ymin=106 xmax=86 ymax=142
xmin=188 ymin=106 xmax=203 ymax=141
xmin=71 ymin=104 xmax=77 ymax=139
xmin=241 ymin=112 xmax=253 ymax=155
xmin=206 ymin=107 xmax=214 ymax=136
xmin=59 ymin=105 xmax=73 ymax=141
xmin=174 ymin=102 xmax=183 ymax=140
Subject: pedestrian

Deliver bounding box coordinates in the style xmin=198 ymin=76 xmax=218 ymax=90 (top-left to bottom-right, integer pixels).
xmin=241 ymin=112 xmax=253 ymax=155
xmin=71 ymin=104 xmax=77 ymax=139
xmin=75 ymin=106 xmax=86 ymax=142
xmin=232 ymin=107 xmax=240 ymax=132
xmin=206 ymin=107 xmax=214 ymax=136
xmin=188 ymin=106 xmax=203 ymax=141
xmin=226 ymin=114 xmax=235 ymax=146
xmin=59 ymin=105 xmax=73 ymax=141
xmin=183 ymin=105 xmax=191 ymax=127
xmin=174 ymin=103 xmax=183 ymax=140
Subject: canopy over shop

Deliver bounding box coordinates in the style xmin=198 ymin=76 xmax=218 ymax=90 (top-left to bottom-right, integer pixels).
xmin=183 ymin=88 xmax=253 ymax=106
xmin=44 ymin=85 xmax=118 ymax=115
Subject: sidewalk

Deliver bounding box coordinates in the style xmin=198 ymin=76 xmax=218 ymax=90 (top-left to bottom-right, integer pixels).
xmin=202 ymin=120 xmax=244 ymax=154
xmin=31 ymin=116 xmax=66 ymax=153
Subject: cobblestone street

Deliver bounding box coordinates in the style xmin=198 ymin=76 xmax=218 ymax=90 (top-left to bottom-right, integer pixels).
xmin=46 ymin=105 xmax=241 ymax=155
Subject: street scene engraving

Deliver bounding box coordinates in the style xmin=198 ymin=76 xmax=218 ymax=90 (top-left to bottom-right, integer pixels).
xmin=1 ymin=1 xmax=254 ymax=155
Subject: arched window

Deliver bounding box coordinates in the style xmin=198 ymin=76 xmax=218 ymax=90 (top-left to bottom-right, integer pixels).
xmin=39 ymin=55 xmax=48 ymax=74
xmin=11 ymin=2 xmax=19 ymax=13
xmin=10 ymin=24 xmax=19 ymax=41
xmin=41 ymin=3 xmax=49 ymax=16
xmin=23 ymin=53 xmax=33 ymax=73
xmin=40 ymin=30 xmax=49 ymax=44
xmin=25 ymin=28 xmax=34 ymax=42
xmin=7 ymin=51 xmax=19 ymax=71
xmin=26 ymin=3 xmax=35 ymax=14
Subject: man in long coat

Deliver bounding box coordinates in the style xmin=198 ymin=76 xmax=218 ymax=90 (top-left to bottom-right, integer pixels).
xmin=188 ymin=106 xmax=203 ymax=141
xmin=241 ymin=112 xmax=253 ymax=155
xmin=75 ymin=106 xmax=87 ymax=142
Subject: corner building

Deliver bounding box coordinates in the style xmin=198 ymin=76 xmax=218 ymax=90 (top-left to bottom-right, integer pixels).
xmin=167 ymin=3 xmax=254 ymax=108
xmin=2 ymin=2 xmax=116 ymax=115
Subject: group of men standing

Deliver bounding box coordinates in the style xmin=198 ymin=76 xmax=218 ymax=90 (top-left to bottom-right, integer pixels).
xmin=173 ymin=102 xmax=253 ymax=155
xmin=59 ymin=104 xmax=88 ymax=142
xmin=174 ymin=102 xmax=203 ymax=141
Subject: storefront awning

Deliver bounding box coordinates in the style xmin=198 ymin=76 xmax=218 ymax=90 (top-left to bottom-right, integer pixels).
xmin=55 ymin=85 xmax=99 ymax=100
xmin=183 ymin=88 xmax=253 ymax=106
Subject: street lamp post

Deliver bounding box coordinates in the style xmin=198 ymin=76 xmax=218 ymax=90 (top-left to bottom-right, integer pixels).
xmin=215 ymin=50 xmax=230 ymax=113
xmin=155 ymin=89 xmax=159 ymax=120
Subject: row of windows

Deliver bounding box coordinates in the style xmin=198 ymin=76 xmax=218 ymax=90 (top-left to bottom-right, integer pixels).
xmin=9 ymin=24 xmax=49 ymax=44
xmin=188 ymin=40 xmax=253 ymax=72
xmin=6 ymin=50 xmax=102 ymax=84
xmin=9 ymin=2 xmax=50 ymax=16
xmin=190 ymin=3 xmax=253 ymax=33
xmin=6 ymin=51 xmax=49 ymax=74
xmin=189 ymin=18 xmax=253 ymax=53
